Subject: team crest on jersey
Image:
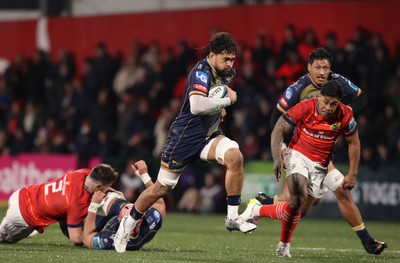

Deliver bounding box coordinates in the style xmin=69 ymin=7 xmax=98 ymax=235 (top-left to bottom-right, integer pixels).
xmin=330 ymin=122 xmax=341 ymax=130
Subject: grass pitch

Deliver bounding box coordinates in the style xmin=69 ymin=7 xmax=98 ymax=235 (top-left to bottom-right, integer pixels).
xmin=0 ymin=207 xmax=398 ymax=263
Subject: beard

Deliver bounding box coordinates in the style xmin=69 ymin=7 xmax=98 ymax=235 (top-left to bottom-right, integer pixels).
xmin=216 ymin=67 xmax=230 ymax=76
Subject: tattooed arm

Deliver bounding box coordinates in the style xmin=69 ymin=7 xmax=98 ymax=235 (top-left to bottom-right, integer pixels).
xmin=271 ymin=116 xmax=295 ymax=181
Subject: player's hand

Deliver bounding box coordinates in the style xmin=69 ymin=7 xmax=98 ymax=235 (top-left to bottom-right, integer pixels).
xmin=91 ymin=191 xmax=106 ymax=204
xmin=225 ymin=86 xmax=237 ymax=104
xmin=342 ymin=174 xmax=357 ymax=190
xmin=131 ymin=160 xmax=148 ymax=175
xmin=220 ymin=108 xmax=226 ymax=122
xmin=273 ymin=159 xmax=284 ymax=182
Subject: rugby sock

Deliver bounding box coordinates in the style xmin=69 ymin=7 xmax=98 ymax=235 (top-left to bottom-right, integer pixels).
xmin=280 ymin=204 xmax=301 ymax=243
xmin=227 ymin=195 xmax=241 ymax=219
xmin=353 ymin=223 xmax=373 ymax=244
xmin=259 ymin=202 xmax=288 ymax=219
xmin=129 ymin=205 xmax=144 ymax=220
xmin=259 ymin=202 xmax=301 ymax=243
xmin=260 ymin=195 xmax=275 ymax=205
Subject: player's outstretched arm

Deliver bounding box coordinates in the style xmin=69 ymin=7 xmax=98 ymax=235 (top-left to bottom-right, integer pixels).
xmin=82 ymin=191 xmax=106 ymax=249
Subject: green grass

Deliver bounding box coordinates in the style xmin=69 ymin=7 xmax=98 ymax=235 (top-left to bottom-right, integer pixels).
xmin=0 ymin=207 xmax=398 ymax=263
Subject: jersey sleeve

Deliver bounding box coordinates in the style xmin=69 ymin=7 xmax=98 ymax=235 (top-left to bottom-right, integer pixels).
xmin=342 ymin=107 xmax=358 ymax=137
xmin=332 ymin=73 xmax=362 ymax=99
xmin=188 ymin=64 xmax=212 ymax=97
xmin=277 ymin=77 xmax=306 ymax=113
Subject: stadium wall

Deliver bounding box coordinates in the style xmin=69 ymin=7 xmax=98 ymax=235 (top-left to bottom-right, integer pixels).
xmin=0 ymin=1 xmax=399 ymax=72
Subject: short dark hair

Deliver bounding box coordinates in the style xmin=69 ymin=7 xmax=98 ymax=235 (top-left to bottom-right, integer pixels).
xmin=309 ymin=47 xmax=332 ymax=64
xmin=320 ymin=80 xmax=342 ymax=99
xmin=90 ymin=163 xmax=119 ymax=185
xmin=209 ymin=32 xmax=238 ymax=55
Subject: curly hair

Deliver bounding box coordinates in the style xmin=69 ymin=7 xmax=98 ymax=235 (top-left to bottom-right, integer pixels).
xmin=209 ymin=32 xmax=238 ymax=55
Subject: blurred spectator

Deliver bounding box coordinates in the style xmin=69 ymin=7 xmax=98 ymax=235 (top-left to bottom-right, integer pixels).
xmin=25 ymin=50 xmax=50 ymax=104
xmin=275 ymin=49 xmax=304 ymax=85
xmin=91 ymin=42 xmax=118 ymax=91
xmin=298 ymin=28 xmax=319 ymax=61
xmin=252 ymin=32 xmax=274 ymax=70
xmin=198 ymin=172 xmax=223 ymax=214
xmin=278 ymin=24 xmax=299 ymax=66
xmin=72 ymin=118 xmax=98 ymax=167
xmin=4 ymin=53 xmax=28 ymax=101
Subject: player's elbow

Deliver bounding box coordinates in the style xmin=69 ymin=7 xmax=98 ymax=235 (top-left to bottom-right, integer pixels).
xmin=82 ymin=234 xmax=93 ymax=249
xmin=69 ymin=235 xmax=83 ymax=246
xmin=190 ymin=106 xmax=202 ymax=115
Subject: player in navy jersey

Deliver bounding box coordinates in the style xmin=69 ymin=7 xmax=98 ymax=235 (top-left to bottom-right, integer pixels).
xmin=82 ymin=160 xmax=165 ymax=251
xmin=114 ymin=32 xmax=256 ymax=253
xmin=256 ymin=47 xmax=386 ymax=255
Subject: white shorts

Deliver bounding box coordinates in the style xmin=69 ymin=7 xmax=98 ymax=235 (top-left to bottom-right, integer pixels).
xmin=284 ymin=148 xmax=328 ymax=199
xmin=0 ymin=190 xmax=34 ymax=243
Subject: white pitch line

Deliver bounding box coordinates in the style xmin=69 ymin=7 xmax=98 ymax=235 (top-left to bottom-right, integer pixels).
xmin=295 ymin=247 xmax=399 ymax=254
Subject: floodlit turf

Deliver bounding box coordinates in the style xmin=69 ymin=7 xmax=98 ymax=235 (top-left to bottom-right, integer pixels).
xmin=0 ymin=207 xmax=398 ymax=263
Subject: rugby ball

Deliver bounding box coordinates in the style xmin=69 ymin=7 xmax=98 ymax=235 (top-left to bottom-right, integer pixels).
xmin=208 ymin=84 xmax=228 ymax=98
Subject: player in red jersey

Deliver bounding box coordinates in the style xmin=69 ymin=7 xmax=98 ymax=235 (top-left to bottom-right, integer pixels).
xmin=256 ymin=48 xmax=386 ymax=255
xmin=0 ymin=163 xmax=119 ymax=245
xmin=241 ymin=80 xmax=386 ymax=257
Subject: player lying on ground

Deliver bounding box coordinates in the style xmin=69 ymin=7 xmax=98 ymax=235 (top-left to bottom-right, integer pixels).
xmin=0 ymin=164 xmax=118 ymax=245
xmin=82 ymin=160 xmax=166 ymax=250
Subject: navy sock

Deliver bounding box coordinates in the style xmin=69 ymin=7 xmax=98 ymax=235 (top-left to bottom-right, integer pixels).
xmin=260 ymin=196 xmax=274 ymax=205
xmin=130 ymin=205 xmax=144 ymax=220
xmin=356 ymin=228 xmax=373 ymax=244
xmin=226 ymin=195 xmax=241 ymax=206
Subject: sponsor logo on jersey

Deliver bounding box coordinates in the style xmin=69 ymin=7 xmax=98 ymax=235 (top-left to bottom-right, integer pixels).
xmin=193 ymin=84 xmax=208 ymax=93
xmin=153 ymin=210 xmax=161 ymax=223
xmin=285 ymin=88 xmax=293 ymax=100
xmin=348 ymin=118 xmax=357 ymax=132
xmin=279 ymin=97 xmax=288 ymax=108
xmin=195 ymin=71 xmax=208 ymax=84
xmin=330 ymin=122 xmax=341 ymax=130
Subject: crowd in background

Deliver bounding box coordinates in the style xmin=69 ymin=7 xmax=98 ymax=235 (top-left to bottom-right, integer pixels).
xmin=1 ymin=25 xmax=400 ymax=211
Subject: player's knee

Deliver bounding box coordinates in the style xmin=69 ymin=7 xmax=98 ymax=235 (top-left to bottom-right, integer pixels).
xmin=157 ymin=168 xmax=180 ymax=190
xmin=324 ymin=168 xmax=344 ymax=192
xmin=224 ymin=148 xmax=243 ymax=170
xmin=215 ymin=137 xmax=240 ymax=166
xmin=290 ymin=193 xmax=307 ymax=211
xmin=334 ymin=185 xmax=353 ymax=201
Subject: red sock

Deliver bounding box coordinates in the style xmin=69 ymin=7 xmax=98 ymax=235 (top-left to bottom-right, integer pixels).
xmin=259 ymin=202 xmax=289 ymax=220
xmin=259 ymin=202 xmax=301 ymax=243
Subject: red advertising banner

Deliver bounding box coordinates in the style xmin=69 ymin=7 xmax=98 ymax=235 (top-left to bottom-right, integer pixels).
xmin=0 ymin=154 xmax=100 ymax=201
